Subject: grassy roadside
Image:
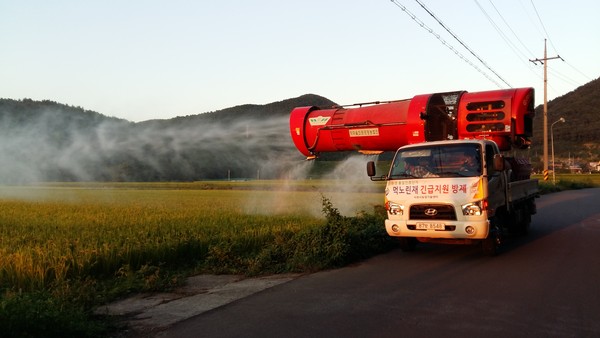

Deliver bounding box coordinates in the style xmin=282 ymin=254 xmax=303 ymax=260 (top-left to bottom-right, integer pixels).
xmin=534 ymin=173 xmax=600 ymax=194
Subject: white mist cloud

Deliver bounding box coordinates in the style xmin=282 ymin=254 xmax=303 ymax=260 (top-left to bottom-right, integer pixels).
xmin=1 ymin=102 xmax=383 ymax=217
xmin=0 ymin=103 xmax=301 ymax=183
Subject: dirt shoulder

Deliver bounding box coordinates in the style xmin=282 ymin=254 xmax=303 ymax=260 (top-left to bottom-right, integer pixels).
xmin=96 ymin=273 xmax=301 ymax=337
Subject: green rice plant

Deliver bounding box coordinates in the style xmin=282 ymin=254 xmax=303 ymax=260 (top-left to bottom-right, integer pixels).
xmin=0 ymin=182 xmax=390 ymax=336
xmin=0 ymin=184 xmax=384 ymax=290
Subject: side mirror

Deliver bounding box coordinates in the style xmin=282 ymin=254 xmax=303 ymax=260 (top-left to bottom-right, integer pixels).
xmin=367 ymin=161 xmax=387 ymax=181
xmin=367 ymin=161 xmax=377 ymax=177
xmin=493 ymin=154 xmax=505 ymax=172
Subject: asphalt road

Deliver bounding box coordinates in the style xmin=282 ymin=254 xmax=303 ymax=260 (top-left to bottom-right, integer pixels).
xmin=157 ymin=187 xmax=600 ymax=338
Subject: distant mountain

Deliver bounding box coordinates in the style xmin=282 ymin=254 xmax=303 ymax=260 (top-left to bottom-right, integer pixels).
xmin=137 ymin=94 xmax=336 ymax=127
xmin=0 ymin=94 xmax=335 ymax=183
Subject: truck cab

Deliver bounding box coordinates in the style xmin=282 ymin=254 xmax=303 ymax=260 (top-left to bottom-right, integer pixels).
xmin=367 ymin=139 xmax=537 ymax=255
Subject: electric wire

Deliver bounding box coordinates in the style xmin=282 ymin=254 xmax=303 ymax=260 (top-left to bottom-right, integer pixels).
xmin=529 ymin=0 xmax=558 ymax=54
xmin=517 ymin=0 xmax=546 ymax=43
xmin=488 ymin=0 xmax=535 ymax=59
xmin=565 ymin=62 xmax=594 ymax=82
xmin=526 ymin=0 xmax=594 ymax=91
xmin=412 ymin=0 xmax=512 ymax=87
xmin=479 ymin=0 xmax=565 ymax=94
xmin=391 ymin=0 xmax=592 ymax=94
xmin=475 ymin=0 xmax=523 ymax=60
xmin=548 ymin=68 xmax=585 ymax=88
xmin=474 ymin=0 xmax=544 ymax=89
xmin=389 ymin=0 xmax=506 ymax=89
xmin=475 ymin=0 xmax=538 ymax=75
xmin=528 ymin=0 xmax=590 ymax=84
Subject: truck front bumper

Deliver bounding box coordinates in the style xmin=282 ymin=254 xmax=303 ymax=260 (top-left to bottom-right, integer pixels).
xmin=385 ymin=219 xmax=490 ymax=240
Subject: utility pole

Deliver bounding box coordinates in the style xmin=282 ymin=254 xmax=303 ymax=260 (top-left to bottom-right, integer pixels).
xmin=529 ymin=39 xmax=562 ymax=181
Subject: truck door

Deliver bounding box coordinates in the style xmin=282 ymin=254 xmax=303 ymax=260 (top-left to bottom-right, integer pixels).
xmin=424 ymin=91 xmax=463 ymax=142
xmin=485 ymin=143 xmax=507 ymax=212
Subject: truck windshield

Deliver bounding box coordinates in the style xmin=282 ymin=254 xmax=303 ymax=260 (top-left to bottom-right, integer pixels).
xmin=389 ymin=144 xmax=482 ymax=179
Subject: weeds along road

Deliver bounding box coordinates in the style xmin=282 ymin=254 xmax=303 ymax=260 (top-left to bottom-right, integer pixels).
xmin=155 ymin=188 xmax=600 ymax=338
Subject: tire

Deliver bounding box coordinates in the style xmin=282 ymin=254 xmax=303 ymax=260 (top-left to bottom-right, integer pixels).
xmin=398 ymin=237 xmax=417 ymax=252
xmin=518 ymin=211 xmax=531 ymax=236
xmin=482 ymin=227 xmax=501 ymax=256
xmin=482 ymin=237 xmax=497 ymax=256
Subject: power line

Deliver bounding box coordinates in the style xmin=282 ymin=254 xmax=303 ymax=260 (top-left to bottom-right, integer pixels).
xmin=548 ymin=67 xmax=585 ymax=88
xmin=526 ymin=2 xmax=590 ymax=85
xmin=518 ymin=0 xmax=546 ymax=41
xmin=389 ymin=0 xmax=506 ymax=89
xmin=474 ymin=0 xmax=538 ymax=75
xmin=412 ymin=0 xmax=511 ymax=87
xmin=481 ymin=0 xmax=586 ymax=93
xmin=488 ymin=0 xmax=536 ymax=59
xmin=529 ymin=0 xmax=559 ymax=54
xmin=564 ymin=61 xmax=594 ymax=83
xmin=475 ymin=0 xmax=545 ymax=88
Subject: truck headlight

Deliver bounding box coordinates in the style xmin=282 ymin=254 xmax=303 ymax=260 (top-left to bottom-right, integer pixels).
xmin=462 ymin=201 xmax=483 ymax=216
xmin=386 ymin=202 xmax=404 ymax=215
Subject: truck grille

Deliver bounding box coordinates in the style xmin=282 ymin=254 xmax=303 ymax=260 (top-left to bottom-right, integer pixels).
xmin=410 ymin=204 xmax=457 ymax=221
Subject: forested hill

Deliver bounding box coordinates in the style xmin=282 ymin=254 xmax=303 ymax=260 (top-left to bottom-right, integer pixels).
xmin=138 ymin=94 xmax=336 ymax=127
xmin=0 ymin=94 xmax=335 ymax=183
xmin=530 ymin=76 xmax=600 ymax=163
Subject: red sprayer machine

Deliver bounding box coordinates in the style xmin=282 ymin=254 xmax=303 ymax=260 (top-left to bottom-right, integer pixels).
xmin=290 ymin=88 xmax=539 ymax=254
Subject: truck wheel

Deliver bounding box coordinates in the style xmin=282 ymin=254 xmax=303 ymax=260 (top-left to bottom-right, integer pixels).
xmin=518 ymin=212 xmax=531 ymax=236
xmin=482 ymin=228 xmax=501 ymax=256
xmin=521 ymin=210 xmax=531 ymax=236
xmin=508 ymin=209 xmax=530 ymax=236
xmin=398 ymin=237 xmax=417 ymax=252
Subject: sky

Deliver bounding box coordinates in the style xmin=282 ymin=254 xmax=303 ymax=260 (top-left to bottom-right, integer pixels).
xmin=1 ymin=0 xmax=599 ymax=122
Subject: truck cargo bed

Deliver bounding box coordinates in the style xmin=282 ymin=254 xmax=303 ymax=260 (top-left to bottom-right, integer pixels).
xmin=509 ymin=179 xmax=539 ymax=202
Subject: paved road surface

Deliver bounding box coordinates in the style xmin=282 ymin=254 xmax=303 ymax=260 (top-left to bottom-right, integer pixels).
xmin=154 ymin=188 xmax=600 ymax=338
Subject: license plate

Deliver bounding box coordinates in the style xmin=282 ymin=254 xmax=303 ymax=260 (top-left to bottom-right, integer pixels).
xmin=416 ymin=222 xmax=445 ymax=230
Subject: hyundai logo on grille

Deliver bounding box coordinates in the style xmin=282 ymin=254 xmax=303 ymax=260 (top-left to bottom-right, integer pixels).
xmin=424 ymin=208 xmax=438 ymax=216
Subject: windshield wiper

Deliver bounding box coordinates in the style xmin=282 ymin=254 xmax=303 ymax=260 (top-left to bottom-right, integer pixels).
xmin=436 ymin=171 xmax=463 ymax=177
xmin=389 ymin=173 xmax=418 ymax=179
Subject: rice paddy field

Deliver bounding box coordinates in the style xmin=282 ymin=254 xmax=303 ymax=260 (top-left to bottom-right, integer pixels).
xmin=0 ymin=180 xmax=386 ymax=288
xmin=0 ymin=175 xmax=596 ymax=293
xmin=534 ymin=173 xmax=600 ymax=192
xmin=0 ymin=179 xmax=394 ymax=336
